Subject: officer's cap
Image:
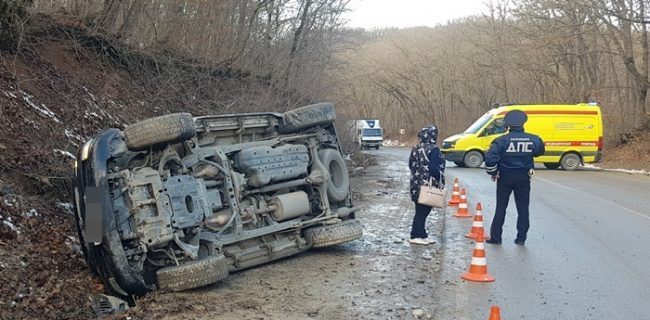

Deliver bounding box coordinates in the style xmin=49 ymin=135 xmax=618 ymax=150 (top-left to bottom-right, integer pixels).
xmin=504 ymin=110 xmax=527 ymax=126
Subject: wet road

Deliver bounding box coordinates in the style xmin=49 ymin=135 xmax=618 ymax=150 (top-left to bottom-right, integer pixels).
xmin=145 ymin=147 xmax=649 ymax=320
xmin=374 ymin=147 xmax=650 ymax=319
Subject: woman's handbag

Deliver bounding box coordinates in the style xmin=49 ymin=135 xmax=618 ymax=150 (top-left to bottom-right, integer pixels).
xmin=417 ymin=148 xmax=447 ymax=208
xmin=417 ymin=177 xmax=447 ymax=208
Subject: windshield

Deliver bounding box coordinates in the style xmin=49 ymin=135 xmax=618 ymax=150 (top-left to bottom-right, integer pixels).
xmin=464 ymin=114 xmax=493 ymax=134
xmin=362 ymin=128 xmax=382 ymax=137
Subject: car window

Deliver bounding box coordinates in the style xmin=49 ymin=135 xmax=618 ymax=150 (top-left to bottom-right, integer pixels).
xmin=480 ymin=118 xmax=507 ymax=136
xmin=464 ymin=114 xmax=493 ymax=134
xmin=362 ymin=128 xmax=382 ymax=137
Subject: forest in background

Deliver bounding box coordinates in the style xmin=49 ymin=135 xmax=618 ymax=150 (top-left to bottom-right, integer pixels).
xmin=331 ymin=0 xmax=650 ymax=144
xmin=2 ymin=0 xmax=650 ymax=143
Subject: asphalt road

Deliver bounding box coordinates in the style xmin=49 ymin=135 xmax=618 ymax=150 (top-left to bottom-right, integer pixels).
xmin=371 ymin=147 xmax=650 ymax=320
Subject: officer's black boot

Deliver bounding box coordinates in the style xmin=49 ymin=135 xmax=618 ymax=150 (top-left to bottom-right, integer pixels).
xmin=514 ymin=235 xmax=526 ymax=245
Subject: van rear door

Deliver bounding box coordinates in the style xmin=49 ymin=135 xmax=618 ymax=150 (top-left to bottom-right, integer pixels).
xmin=552 ymin=113 xmax=600 ymax=162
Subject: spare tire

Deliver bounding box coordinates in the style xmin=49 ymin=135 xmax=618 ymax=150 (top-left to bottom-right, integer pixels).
xmin=124 ymin=113 xmax=196 ymax=151
xmin=280 ymin=103 xmax=336 ymax=133
xmin=318 ymin=148 xmax=350 ymax=202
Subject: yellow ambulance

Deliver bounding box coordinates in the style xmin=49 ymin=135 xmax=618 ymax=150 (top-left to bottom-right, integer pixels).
xmin=440 ymin=103 xmax=603 ymax=170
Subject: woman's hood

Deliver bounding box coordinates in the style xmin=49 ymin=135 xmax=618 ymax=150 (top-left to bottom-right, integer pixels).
xmin=418 ymin=126 xmax=438 ymax=144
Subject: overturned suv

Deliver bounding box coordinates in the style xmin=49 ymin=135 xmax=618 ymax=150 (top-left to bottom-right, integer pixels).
xmin=73 ymin=103 xmax=362 ymax=296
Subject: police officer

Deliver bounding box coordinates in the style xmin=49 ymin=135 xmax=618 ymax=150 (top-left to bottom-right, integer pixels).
xmin=484 ymin=110 xmax=544 ymax=245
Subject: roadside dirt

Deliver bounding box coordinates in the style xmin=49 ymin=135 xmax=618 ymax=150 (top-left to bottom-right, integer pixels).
xmin=600 ymin=128 xmax=650 ymax=172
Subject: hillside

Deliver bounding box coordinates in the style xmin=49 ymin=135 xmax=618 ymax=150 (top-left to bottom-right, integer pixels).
xmin=0 ymin=19 xmax=296 ymax=319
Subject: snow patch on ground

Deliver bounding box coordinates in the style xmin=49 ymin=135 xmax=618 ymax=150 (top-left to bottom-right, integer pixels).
xmin=383 ymin=139 xmax=407 ymax=147
xmin=54 ymin=149 xmax=76 ymax=160
xmin=64 ymin=129 xmax=85 ymax=142
xmin=65 ymin=235 xmax=81 ymax=254
xmin=55 ymin=202 xmax=74 ymax=215
xmin=84 ymin=110 xmax=101 ymax=119
xmin=82 ymin=86 xmax=97 ymax=102
xmin=2 ymin=217 xmax=20 ymax=234
xmin=21 ymin=91 xmax=61 ymax=123
xmin=25 ymin=119 xmax=40 ymax=130
xmin=584 ymin=164 xmax=650 ymax=176
xmin=22 ymin=208 xmax=39 ymax=218
xmin=3 ymin=196 xmax=16 ymax=207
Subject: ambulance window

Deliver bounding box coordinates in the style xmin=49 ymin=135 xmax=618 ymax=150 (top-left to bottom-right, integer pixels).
xmin=481 ymin=118 xmax=507 ymax=136
xmin=464 ymin=114 xmax=493 ymax=134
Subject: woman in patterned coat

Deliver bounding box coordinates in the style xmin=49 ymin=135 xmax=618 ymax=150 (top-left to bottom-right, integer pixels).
xmin=408 ymin=126 xmax=446 ymax=245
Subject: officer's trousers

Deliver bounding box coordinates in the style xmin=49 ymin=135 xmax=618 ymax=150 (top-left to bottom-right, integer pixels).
xmin=490 ymin=171 xmax=531 ymax=241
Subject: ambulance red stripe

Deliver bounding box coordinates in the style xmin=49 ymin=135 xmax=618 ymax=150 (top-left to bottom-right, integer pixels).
xmin=544 ymin=141 xmax=598 ymax=146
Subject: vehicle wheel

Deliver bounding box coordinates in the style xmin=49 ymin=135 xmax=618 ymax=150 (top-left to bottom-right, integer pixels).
xmin=123 ymin=113 xmax=196 ymax=151
xmin=454 ymin=161 xmax=466 ymax=167
xmin=560 ymin=153 xmax=581 ymax=171
xmin=463 ymin=151 xmax=484 ymax=168
xmin=156 ymin=255 xmax=230 ymax=292
xmin=279 ymin=103 xmax=336 ymax=133
xmin=543 ymin=163 xmax=561 ymax=170
xmin=318 ymin=148 xmax=350 ymax=202
xmin=304 ymin=219 xmax=363 ymax=248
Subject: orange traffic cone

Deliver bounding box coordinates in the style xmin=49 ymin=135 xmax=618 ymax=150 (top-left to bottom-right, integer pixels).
xmin=488 ymin=305 xmax=501 ymax=320
xmin=453 ymin=189 xmax=472 ymax=218
xmin=461 ymin=230 xmax=495 ymax=282
xmin=465 ymin=203 xmax=489 ymax=239
xmin=448 ymin=178 xmax=461 ymax=206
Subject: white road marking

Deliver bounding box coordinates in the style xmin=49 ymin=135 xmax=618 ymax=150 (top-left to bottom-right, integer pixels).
xmin=536 ymin=177 xmax=650 ymax=221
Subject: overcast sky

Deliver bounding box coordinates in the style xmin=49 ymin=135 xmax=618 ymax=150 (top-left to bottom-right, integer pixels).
xmin=343 ymin=0 xmax=490 ymax=29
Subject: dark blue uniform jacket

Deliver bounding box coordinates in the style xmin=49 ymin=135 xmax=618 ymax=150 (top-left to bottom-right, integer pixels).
xmin=485 ymin=128 xmax=545 ymax=175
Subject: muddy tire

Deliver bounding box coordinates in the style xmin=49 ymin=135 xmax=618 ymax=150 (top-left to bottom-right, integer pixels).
xmin=124 ymin=113 xmax=196 ymax=151
xmin=156 ymin=255 xmax=230 ymax=292
xmin=304 ymin=219 xmax=363 ymax=248
xmin=280 ymin=103 xmax=336 ymax=133
xmin=318 ymin=148 xmax=350 ymax=202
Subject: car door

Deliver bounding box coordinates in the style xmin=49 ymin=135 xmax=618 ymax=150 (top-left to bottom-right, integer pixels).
xmin=479 ymin=118 xmax=507 ymax=150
